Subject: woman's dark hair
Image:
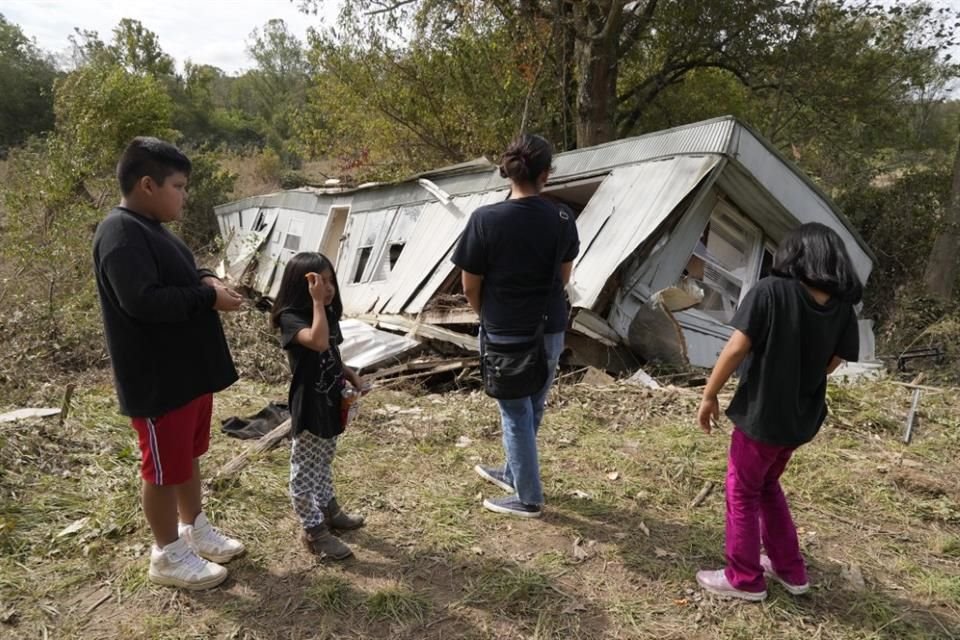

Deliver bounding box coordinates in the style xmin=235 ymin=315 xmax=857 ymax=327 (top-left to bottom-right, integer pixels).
xmin=270 ymin=252 xmax=343 ymax=328
xmin=772 ymin=222 xmax=863 ymax=304
xmin=499 ymin=133 xmax=554 ymax=186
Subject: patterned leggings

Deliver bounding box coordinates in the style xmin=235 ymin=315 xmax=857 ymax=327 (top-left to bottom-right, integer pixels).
xmin=289 ymin=431 xmax=337 ymax=528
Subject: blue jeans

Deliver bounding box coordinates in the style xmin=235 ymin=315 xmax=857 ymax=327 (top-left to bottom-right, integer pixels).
xmin=485 ymin=331 xmax=565 ymax=506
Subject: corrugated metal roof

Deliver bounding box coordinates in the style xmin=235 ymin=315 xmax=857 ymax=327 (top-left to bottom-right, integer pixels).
xmin=213 ymin=117 xmax=739 ymax=217
xmin=551 ymin=118 xmax=735 ymax=180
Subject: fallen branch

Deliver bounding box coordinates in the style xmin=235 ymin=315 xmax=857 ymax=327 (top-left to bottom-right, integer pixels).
xmin=84 ymin=591 xmax=111 ymax=615
xmin=213 ymin=418 xmax=291 ymax=482
xmin=689 ymin=480 xmax=715 ymax=508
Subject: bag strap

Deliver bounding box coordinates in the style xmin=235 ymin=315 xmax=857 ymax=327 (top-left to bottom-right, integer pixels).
xmin=536 ymin=205 xmax=567 ymax=332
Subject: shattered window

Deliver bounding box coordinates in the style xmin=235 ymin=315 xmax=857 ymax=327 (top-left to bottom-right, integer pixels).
xmin=687 ymin=204 xmax=761 ymax=323
xmin=284 ymin=217 xmax=304 ymax=252
xmin=353 ymin=247 xmax=372 ymax=283
xmin=369 ymin=204 xmax=422 ymax=282
xmin=253 ymin=210 xmax=267 ymax=232
xmin=388 ymin=242 xmax=405 ymax=268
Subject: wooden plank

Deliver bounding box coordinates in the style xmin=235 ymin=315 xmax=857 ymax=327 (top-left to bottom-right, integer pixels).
xmin=360 ymin=314 xmax=479 ymax=351
xmin=570 ymin=308 xmax=620 ymax=346
xmin=380 ymin=359 xmax=478 ymax=386
xmin=213 ymin=418 xmax=292 ymax=482
xmin=903 ymin=389 xmax=922 ymax=444
xmin=419 ymin=308 xmax=479 ymax=325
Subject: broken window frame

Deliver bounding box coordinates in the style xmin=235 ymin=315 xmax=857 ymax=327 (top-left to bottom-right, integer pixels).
xmin=252 ymin=210 xmax=268 ymax=232
xmin=283 ymin=217 xmax=305 ymax=252
xmin=352 ymin=246 xmax=373 ymax=283
xmin=367 ymin=203 xmax=423 ymax=283
xmin=342 ymin=207 xmax=393 ymax=285
xmin=688 ymin=200 xmax=765 ymax=323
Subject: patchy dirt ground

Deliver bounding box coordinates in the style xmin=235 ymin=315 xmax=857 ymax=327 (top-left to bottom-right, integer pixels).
xmin=2 ymin=375 xmax=960 ymax=639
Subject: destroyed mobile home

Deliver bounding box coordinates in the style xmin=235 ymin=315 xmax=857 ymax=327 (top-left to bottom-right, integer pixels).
xmin=215 ymin=116 xmax=879 ymax=382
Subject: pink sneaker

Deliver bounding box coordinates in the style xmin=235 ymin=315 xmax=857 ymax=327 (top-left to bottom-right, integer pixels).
xmin=760 ymin=554 xmax=810 ymax=595
xmin=696 ymin=569 xmax=767 ymax=602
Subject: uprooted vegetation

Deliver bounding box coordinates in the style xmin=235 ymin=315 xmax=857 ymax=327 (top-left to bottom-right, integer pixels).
xmin=1 ymin=372 xmax=959 ymax=639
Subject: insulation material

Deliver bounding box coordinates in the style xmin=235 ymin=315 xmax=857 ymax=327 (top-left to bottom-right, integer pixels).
xmin=222 ymin=210 xmax=278 ymax=283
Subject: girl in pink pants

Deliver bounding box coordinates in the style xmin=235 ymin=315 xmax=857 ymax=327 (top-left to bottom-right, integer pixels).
xmin=695 ymin=223 xmax=862 ymax=601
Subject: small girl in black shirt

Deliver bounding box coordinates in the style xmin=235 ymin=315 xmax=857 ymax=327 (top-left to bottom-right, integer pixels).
xmin=271 ymin=252 xmax=367 ymax=559
xmin=695 ymin=223 xmax=862 ymax=601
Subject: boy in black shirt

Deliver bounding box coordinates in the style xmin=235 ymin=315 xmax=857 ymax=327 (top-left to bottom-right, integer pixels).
xmin=93 ymin=137 xmax=245 ymax=590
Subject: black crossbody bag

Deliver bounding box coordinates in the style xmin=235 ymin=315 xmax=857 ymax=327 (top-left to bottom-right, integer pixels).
xmin=480 ymin=210 xmax=564 ymax=399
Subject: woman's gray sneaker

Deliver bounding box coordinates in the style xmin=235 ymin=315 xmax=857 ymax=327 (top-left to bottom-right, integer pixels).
xmin=482 ymin=495 xmax=542 ymax=518
xmin=474 ymin=465 xmax=515 ymax=493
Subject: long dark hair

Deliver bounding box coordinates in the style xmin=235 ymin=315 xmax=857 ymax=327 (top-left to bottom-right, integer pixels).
xmin=270 ymin=252 xmax=343 ymax=328
xmin=499 ymin=133 xmax=554 ymax=187
xmin=772 ymin=223 xmax=863 ymax=304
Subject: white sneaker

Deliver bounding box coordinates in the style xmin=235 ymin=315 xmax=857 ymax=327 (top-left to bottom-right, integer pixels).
xmin=179 ymin=512 xmax=245 ymax=563
xmin=760 ymin=554 xmax=810 ymax=595
xmin=149 ymin=537 xmax=227 ymax=590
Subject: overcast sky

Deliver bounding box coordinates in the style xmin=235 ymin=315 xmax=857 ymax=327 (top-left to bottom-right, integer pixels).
xmin=3 ymin=0 xmax=339 ymax=74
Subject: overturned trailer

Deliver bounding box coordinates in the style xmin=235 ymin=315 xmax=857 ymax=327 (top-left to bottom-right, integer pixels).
xmin=215 ymin=116 xmax=877 ymax=374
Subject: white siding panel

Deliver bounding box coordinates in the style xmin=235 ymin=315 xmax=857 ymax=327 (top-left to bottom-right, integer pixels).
xmin=676 ymin=309 xmax=734 ymax=368
xmin=569 ymin=155 xmax=722 ymax=309
xmin=380 ymin=189 xmax=509 ymax=315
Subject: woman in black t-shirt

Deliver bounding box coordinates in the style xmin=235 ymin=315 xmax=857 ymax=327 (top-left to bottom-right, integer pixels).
xmin=452 ymin=134 xmax=580 ymax=518
xmin=694 ymin=223 xmax=862 ymax=602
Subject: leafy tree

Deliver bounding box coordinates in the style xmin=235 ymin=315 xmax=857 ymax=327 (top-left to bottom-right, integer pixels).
xmin=174 ymin=151 xmax=239 ymax=249
xmin=0 ymin=13 xmax=58 ymax=151
xmin=110 ymin=18 xmax=176 ymax=76
xmin=245 ymin=19 xmax=310 ymax=163
xmin=67 ymin=19 xmax=175 ymax=77
xmin=299 ymin=7 xmax=553 ymax=178
xmin=840 ymin=163 xmax=952 ymax=318
xmin=298 ymin=0 xmax=958 ymax=165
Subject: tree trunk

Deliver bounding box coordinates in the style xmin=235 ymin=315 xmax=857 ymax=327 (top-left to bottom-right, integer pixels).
xmin=922 ymin=128 xmax=960 ymax=300
xmin=573 ymin=5 xmax=620 ymax=148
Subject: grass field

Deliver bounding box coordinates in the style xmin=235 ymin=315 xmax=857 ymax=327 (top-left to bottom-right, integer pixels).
xmin=1 ymin=375 xmax=959 ymax=639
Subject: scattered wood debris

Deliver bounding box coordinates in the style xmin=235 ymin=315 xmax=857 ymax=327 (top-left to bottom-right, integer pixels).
xmin=0 ymin=407 xmax=61 ymax=423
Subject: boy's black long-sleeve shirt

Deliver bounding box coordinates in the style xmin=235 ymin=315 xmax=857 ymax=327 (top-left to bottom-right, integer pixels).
xmin=93 ymin=206 xmax=238 ymax=417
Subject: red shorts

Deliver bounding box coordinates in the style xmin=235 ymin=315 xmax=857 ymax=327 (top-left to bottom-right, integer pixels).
xmin=131 ymin=394 xmax=213 ymax=485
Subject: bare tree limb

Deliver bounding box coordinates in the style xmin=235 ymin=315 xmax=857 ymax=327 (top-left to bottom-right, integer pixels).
xmin=365 ymin=0 xmax=419 ymax=17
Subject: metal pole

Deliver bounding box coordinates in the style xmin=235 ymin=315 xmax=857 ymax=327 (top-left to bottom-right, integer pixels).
xmin=903 ymin=388 xmax=922 ymax=444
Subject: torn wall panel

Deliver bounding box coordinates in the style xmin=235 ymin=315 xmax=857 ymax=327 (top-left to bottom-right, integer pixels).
xmin=381 ymin=189 xmax=509 ymax=315
xmin=569 ymin=155 xmax=722 ymax=310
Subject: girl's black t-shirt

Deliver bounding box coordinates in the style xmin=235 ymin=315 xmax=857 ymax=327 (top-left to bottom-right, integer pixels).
xmin=725 ymin=276 xmax=860 ymax=447
xmin=278 ymin=308 xmax=345 ymax=438
xmin=451 ymin=196 xmax=580 ymax=336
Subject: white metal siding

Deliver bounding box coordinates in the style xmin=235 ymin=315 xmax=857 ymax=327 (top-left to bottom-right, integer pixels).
xmin=569 ymin=155 xmax=722 ymax=309
xmin=380 ymin=189 xmax=509 ymax=315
